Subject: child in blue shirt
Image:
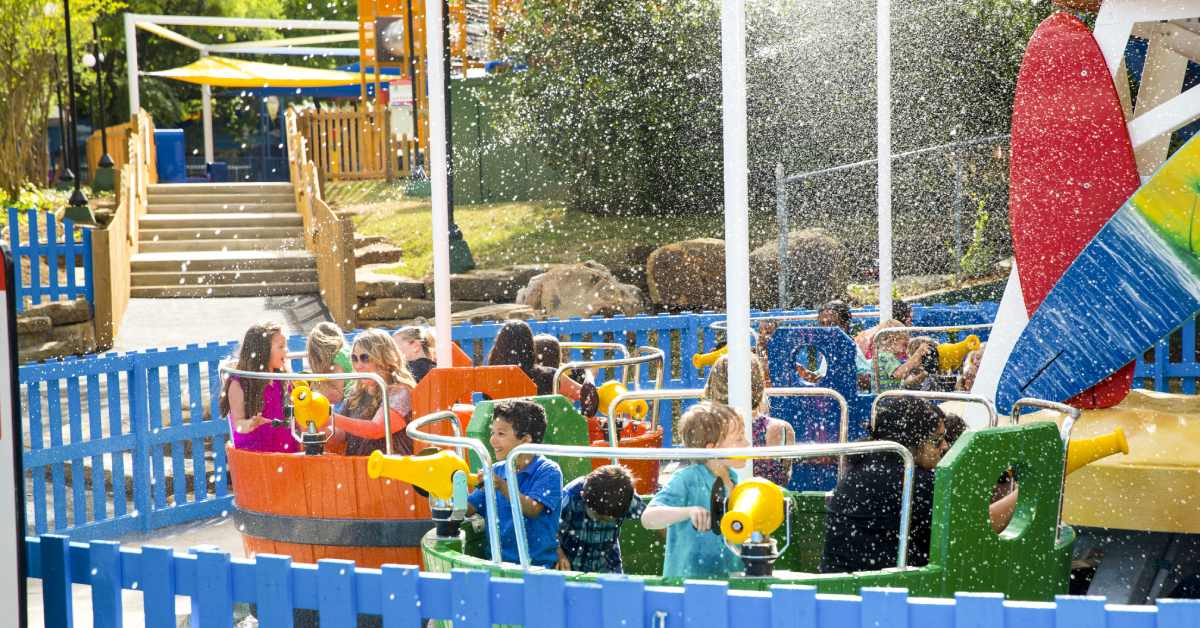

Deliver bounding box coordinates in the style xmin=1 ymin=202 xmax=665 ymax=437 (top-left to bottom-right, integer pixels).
xmin=642 ymin=401 xmax=748 ymax=579
xmin=467 ymin=400 xmax=563 ymax=567
xmin=557 ymin=464 xmax=646 ymax=573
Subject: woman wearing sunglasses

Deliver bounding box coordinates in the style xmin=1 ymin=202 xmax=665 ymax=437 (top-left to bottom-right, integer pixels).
xmin=820 ymin=396 xmax=1018 ymax=573
xmin=327 ymin=329 xmax=418 ymax=457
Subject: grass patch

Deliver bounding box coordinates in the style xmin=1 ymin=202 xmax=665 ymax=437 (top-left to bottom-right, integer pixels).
xmin=343 ymin=182 xmax=783 ymax=278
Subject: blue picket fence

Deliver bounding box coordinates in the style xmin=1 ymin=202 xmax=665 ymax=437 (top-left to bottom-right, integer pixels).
xmin=6 ymin=207 xmax=94 ymax=312
xmin=23 ymin=534 xmax=1200 ymax=628
xmin=21 ymin=300 xmax=1167 ymax=542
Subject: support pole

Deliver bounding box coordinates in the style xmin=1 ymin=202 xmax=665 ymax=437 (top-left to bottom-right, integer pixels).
xmin=200 ymin=51 xmax=214 ymax=165
xmin=952 ymin=158 xmax=963 ymax=267
xmin=720 ymin=0 xmax=753 ymax=461
xmin=877 ymin=0 xmax=893 ymax=321
xmin=775 ymin=162 xmax=788 ymax=308
xmin=426 ymin=0 xmax=453 ymax=368
xmin=125 ymin=13 xmax=139 ymax=116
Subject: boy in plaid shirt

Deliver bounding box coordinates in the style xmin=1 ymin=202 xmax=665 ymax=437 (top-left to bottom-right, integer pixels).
xmin=556 ymin=465 xmax=645 ymax=573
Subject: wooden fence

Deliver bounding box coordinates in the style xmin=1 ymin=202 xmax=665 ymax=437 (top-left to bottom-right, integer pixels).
xmin=4 ymin=208 xmax=93 ymax=312
xmin=23 ymin=535 xmax=1200 ymax=628
xmin=286 ymin=107 xmax=358 ymax=328
xmin=84 ymin=121 xmax=133 ymax=183
xmin=294 ymin=106 xmax=426 ymax=183
xmin=91 ymin=111 xmax=156 ymax=349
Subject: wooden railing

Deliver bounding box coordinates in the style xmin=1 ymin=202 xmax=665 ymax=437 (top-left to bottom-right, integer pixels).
xmin=286 ymin=106 xmax=357 ymax=328
xmin=84 ymin=121 xmax=133 ymax=182
xmin=92 ymin=110 xmax=156 ymax=348
xmin=294 ymin=106 xmax=426 ymax=183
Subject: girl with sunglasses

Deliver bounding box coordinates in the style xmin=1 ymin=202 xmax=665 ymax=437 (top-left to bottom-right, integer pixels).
xmin=327 ymin=329 xmax=419 ymax=456
xmin=820 ymin=397 xmax=1017 ymax=573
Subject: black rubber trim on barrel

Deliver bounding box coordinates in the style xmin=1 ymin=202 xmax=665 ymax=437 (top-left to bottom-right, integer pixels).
xmin=233 ymin=507 xmax=435 ymax=547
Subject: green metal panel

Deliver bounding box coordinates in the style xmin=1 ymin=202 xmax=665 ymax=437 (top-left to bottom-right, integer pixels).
xmin=466 ymin=395 xmax=593 ymax=482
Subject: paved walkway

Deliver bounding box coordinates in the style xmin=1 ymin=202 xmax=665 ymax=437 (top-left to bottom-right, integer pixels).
xmin=114 ymin=295 xmax=330 ymax=352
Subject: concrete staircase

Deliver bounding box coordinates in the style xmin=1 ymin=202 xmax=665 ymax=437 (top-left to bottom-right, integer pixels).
xmin=131 ymin=182 xmax=319 ymax=298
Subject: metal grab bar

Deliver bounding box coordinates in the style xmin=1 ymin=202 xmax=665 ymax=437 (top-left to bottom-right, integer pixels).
xmin=604 ymin=388 xmax=707 ymax=464
xmin=871 ymin=390 xmax=999 ymax=430
xmin=1010 ymin=397 xmax=1082 ymax=541
xmin=218 ymin=363 xmax=395 ymax=453
xmin=552 ymin=346 xmax=665 ymax=397
xmin=764 ymin=387 xmax=851 ymax=477
xmin=503 ymin=441 xmax=916 ymax=570
xmin=870 ymin=324 xmax=992 ymax=393
xmin=405 ymin=411 xmax=502 ymax=563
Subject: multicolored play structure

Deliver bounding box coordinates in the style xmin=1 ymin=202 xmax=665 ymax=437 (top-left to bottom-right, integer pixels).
xmin=13 ymin=0 xmax=1200 ymax=625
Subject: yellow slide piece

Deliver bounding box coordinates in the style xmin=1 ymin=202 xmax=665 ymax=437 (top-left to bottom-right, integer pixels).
xmin=937 ymin=335 xmax=980 ymax=372
xmin=291 ymin=385 xmax=331 ymax=432
xmin=597 ymin=381 xmax=648 ymax=420
xmin=367 ymin=450 xmax=478 ymax=501
xmin=720 ymin=478 xmax=785 ymax=545
xmin=1025 ymin=389 xmax=1200 ymax=533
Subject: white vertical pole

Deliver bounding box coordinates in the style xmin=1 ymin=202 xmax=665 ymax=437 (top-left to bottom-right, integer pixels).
xmin=200 ymin=51 xmax=215 ymax=164
xmin=877 ymin=0 xmax=893 ymax=321
xmin=426 ymin=0 xmax=453 ymax=368
xmin=125 ymin=14 xmax=140 ymax=116
xmin=720 ymin=0 xmax=753 ymax=463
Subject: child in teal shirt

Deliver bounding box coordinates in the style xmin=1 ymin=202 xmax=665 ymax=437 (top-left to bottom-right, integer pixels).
xmin=642 ymin=401 xmax=748 ymax=579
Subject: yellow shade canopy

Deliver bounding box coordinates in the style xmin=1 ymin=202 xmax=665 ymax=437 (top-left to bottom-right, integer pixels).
xmin=145 ymin=56 xmax=363 ymax=88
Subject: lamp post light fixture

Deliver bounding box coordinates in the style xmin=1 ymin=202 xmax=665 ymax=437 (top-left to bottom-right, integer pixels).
xmin=55 ymin=0 xmax=99 ymax=228
xmin=85 ymin=19 xmax=115 ymax=192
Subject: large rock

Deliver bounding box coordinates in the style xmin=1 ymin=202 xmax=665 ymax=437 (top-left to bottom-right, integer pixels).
xmin=356 ymin=273 xmax=427 ymax=299
xmin=16 ymin=315 xmax=52 ymax=334
xmin=23 ymin=298 xmax=92 ymax=326
xmin=357 ymin=298 xmax=436 ymax=321
xmin=452 ymin=303 xmax=536 ymax=325
xmin=424 ymin=265 xmax=549 ymax=303
xmin=749 ymin=228 xmax=849 ymax=309
xmin=645 ymin=238 xmax=726 ymax=310
xmin=517 ymin=261 xmax=645 ymax=318
xmin=46 ymin=321 xmax=98 ymax=355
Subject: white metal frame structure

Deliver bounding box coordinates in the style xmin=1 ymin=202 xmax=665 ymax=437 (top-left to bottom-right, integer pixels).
xmin=124 ymin=14 xmax=360 ymax=164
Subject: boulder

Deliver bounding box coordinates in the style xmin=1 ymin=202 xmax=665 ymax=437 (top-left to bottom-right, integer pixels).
xmin=356 ymin=273 xmax=427 ymax=299
xmin=46 ymin=321 xmax=98 ymax=355
xmin=16 ymin=315 xmax=52 ymax=334
xmin=424 ymin=266 xmax=549 ymax=303
xmin=19 ymin=340 xmax=76 ymax=364
xmin=355 ymin=242 xmax=404 ymax=266
xmin=645 ymin=238 xmax=726 ymax=310
xmin=451 ymin=303 xmax=536 ymax=325
xmin=357 ymin=298 xmax=436 ymax=321
xmin=517 ymin=261 xmax=645 ymax=318
xmin=749 ymin=228 xmax=849 ymax=309
xmin=23 ymin=297 xmax=92 ymax=326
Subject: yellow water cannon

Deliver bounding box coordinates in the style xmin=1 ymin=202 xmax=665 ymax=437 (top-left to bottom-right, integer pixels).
xmin=936 ymin=335 xmax=981 ymax=372
xmin=597 ymin=381 xmax=649 ymax=420
xmin=1066 ymin=428 xmax=1129 ymax=475
xmin=368 ymin=449 xmax=480 ymax=537
xmin=291 ymin=384 xmax=332 ymax=432
xmin=713 ymin=477 xmax=789 ymax=576
xmin=692 ymin=345 xmax=728 ymax=369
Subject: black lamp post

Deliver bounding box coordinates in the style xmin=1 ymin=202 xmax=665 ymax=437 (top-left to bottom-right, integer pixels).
xmin=442 ymin=0 xmax=474 ymax=273
xmin=56 ymin=0 xmax=98 ymax=228
xmin=84 ymin=19 xmax=114 ymax=192
xmin=52 ymin=52 xmax=74 ymax=186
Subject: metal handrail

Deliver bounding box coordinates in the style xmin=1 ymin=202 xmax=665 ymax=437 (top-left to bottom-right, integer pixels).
xmin=1010 ymin=397 xmax=1082 ymax=540
xmin=557 ymin=342 xmax=630 ymax=363
xmin=708 ymin=310 xmax=881 ymax=332
xmin=604 ymin=388 xmax=705 ymax=461
xmin=405 ymin=410 xmax=502 ymax=563
xmin=218 ymin=362 xmax=395 ymax=453
xmin=552 ymin=346 xmax=665 ymax=397
xmin=871 ymin=390 xmax=999 ymax=429
xmin=503 ymin=441 xmax=916 ymax=570
xmin=765 ymin=387 xmax=851 ymax=477
xmin=870 ymin=324 xmax=992 ymax=393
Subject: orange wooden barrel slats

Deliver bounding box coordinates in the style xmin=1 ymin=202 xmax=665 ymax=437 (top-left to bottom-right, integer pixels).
xmin=590 ymin=427 xmax=664 ymax=494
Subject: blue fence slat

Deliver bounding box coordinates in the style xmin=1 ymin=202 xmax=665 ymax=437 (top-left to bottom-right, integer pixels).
xmin=380 ymin=564 xmax=421 ymax=627
xmin=40 ymin=535 xmax=75 ymax=627
xmin=450 ymin=568 xmax=490 ymax=628
xmin=67 ymin=376 xmax=88 ymax=527
xmin=90 ymin=540 xmax=124 ymax=628
xmin=87 ymin=374 xmax=107 ymax=522
xmin=46 ymin=212 xmax=61 ymax=301
xmin=27 ymin=210 xmax=42 ymax=308
xmin=140 ymin=545 xmax=178 ymax=627
xmin=768 ymin=584 xmax=816 ymax=628
xmin=27 ymin=381 xmax=47 ymax=535
xmin=255 ymin=554 xmax=295 ymax=627
xmin=318 ymin=559 xmax=358 ymax=628
xmin=953 ymin=592 xmax=1003 ymax=628
xmin=208 ymin=351 xmax=230 ymax=499
xmin=523 ymin=571 xmax=566 ymax=628
xmin=861 ymin=588 xmax=909 ymax=628
xmin=683 ymin=580 xmax=727 ymax=628
xmin=47 ymin=379 xmax=68 ymax=530
xmin=107 ymin=370 xmax=128 ymax=518
xmin=130 ymin=362 xmax=152 ymax=528
xmin=194 ymin=549 xmax=234 ymax=628
xmin=186 ymin=359 xmax=206 ymax=499
xmin=146 ymin=362 xmax=168 ymax=510
xmin=1055 ymin=596 xmax=1106 ymax=628
xmin=599 ymin=577 xmax=644 ymax=628
xmin=167 ymin=366 xmax=188 ymax=507
xmin=83 ymin=227 xmax=95 ymax=304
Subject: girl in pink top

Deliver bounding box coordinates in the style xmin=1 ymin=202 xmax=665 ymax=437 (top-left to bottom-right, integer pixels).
xmin=220 ymin=322 xmax=298 ymax=453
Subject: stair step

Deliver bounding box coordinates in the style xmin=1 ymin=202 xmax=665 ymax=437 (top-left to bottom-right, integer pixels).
xmin=139 ymin=213 xmax=303 ymax=229
xmin=148 ymin=191 xmax=294 ymax=203
xmin=137 ymin=238 xmax=306 ymax=253
xmin=140 ymin=226 xmax=305 ymax=241
xmin=149 ymin=182 xmax=293 ymax=195
xmin=130 ymin=282 xmax=320 ymax=298
xmin=131 ymin=268 xmax=319 ymax=287
xmin=131 ymin=250 xmax=316 ymax=272
xmin=146 ymin=202 xmax=297 ymax=214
